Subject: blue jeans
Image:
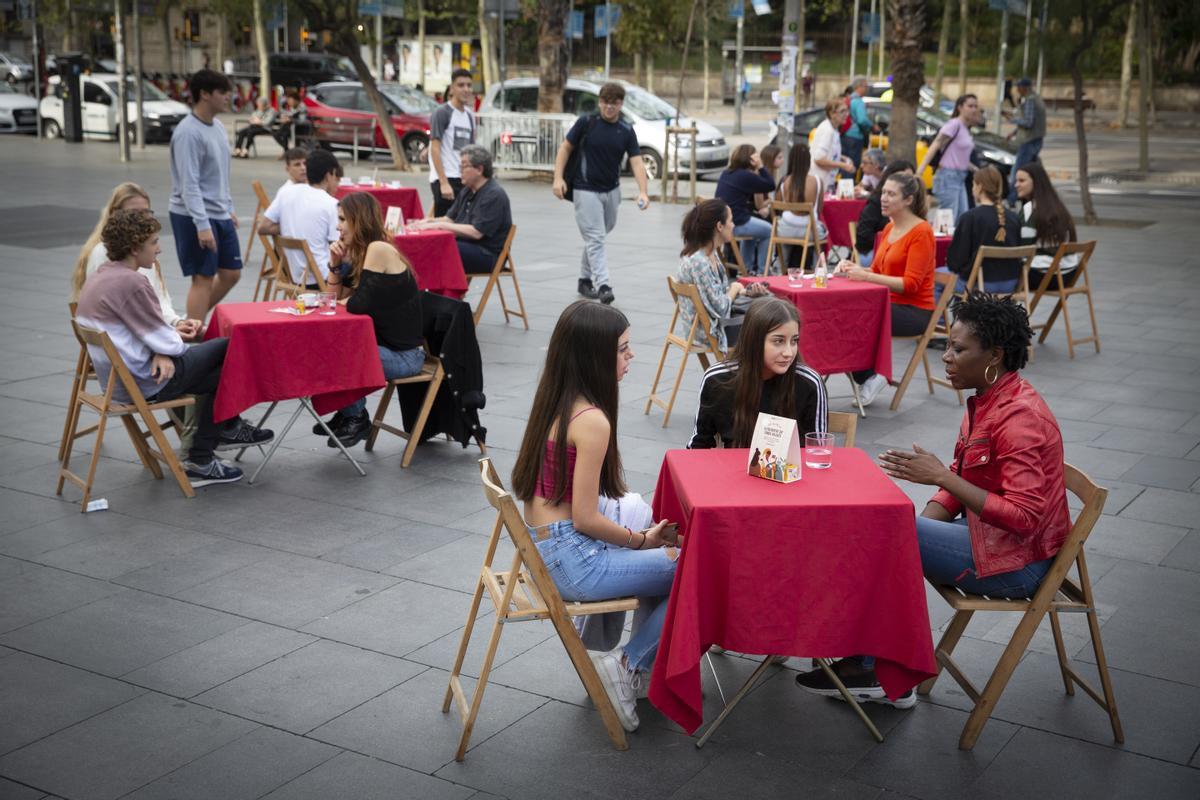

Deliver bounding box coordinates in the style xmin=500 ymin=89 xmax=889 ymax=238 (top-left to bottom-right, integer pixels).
xmin=933 ymin=266 xmax=1019 ymax=301
xmin=1008 ymin=138 xmax=1044 ymax=204
xmin=534 ymin=519 xmax=676 ymax=673
xmin=917 ymin=516 xmax=1052 ymax=599
xmin=341 ymin=345 xmax=426 ymax=416
xmin=733 ymin=216 xmax=773 ymax=274
xmin=840 ymin=134 xmax=865 ymax=177
xmin=933 ymin=167 xmax=970 ymax=225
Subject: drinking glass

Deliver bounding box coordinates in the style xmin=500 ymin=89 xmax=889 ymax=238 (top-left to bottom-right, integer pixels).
xmin=787 ymin=266 xmax=803 ymax=286
xmin=317 ymin=292 xmax=337 ymax=315
xmin=804 ymin=432 xmax=834 ymax=469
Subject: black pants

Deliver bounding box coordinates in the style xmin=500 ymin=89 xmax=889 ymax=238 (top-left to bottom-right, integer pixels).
xmin=457 ymin=240 xmax=498 ymax=275
xmin=852 ymin=303 xmax=933 ymax=384
xmin=148 ymin=338 xmax=235 ymax=462
xmin=430 ymin=177 xmax=464 ymax=218
xmin=235 ymin=125 xmax=272 ymax=150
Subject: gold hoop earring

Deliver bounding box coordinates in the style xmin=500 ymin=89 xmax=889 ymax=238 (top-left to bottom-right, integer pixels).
xmin=984 ymin=364 xmax=999 ymax=385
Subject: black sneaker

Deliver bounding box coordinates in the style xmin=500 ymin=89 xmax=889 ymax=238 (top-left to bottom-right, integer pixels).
xmin=312 ymin=411 xmax=346 ymax=436
xmin=327 ymin=411 xmax=371 ymax=449
xmin=578 ymin=278 xmax=599 ymax=299
xmin=794 ymin=658 xmax=916 ymax=709
xmin=597 ymin=284 xmax=615 ymax=305
xmin=215 ymin=420 xmax=275 ymax=451
xmin=184 ymin=458 xmax=244 ymax=487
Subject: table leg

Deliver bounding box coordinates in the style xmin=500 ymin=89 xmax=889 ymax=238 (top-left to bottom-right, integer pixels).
xmin=235 ymin=401 xmax=278 ymax=463
xmin=846 ymin=375 xmax=867 ymax=418
xmin=814 ymin=658 xmax=884 ymax=743
xmin=303 ymin=398 xmax=366 ymax=477
xmin=705 ymin=652 xmax=728 ymax=706
xmin=247 ymin=401 xmax=305 ymax=485
xmin=695 ymin=655 xmax=780 ymax=749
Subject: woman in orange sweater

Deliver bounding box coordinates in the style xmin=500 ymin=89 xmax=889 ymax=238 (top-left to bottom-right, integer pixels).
xmin=835 ymin=172 xmax=936 ymax=406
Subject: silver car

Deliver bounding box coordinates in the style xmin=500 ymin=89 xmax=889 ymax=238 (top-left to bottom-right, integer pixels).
xmin=0 ymin=52 xmax=32 ymax=86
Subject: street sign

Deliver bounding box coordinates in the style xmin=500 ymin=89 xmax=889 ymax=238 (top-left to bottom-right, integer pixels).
xmin=569 ymin=10 xmax=584 ymax=40
xmin=751 ymin=0 xmax=771 ymax=15
xmin=861 ymin=12 xmax=880 ymax=44
xmin=594 ymin=5 xmax=621 ymax=38
xmin=987 ymin=0 xmax=1026 ymax=14
xmin=727 ymin=0 xmax=743 ymax=20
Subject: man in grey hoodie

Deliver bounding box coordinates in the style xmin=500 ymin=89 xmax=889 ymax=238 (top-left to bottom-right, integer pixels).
xmin=169 ymin=69 xmax=242 ymax=322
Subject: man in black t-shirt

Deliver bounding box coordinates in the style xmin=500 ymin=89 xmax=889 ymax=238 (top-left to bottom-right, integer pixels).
xmin=552 ymin=82 xmax=650 ymax=305
xmin=412 ymin=144 xmax=512 ymax=275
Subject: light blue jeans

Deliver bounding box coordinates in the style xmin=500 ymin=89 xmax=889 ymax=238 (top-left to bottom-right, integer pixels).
xmin=733 ymin=216 xmax=773 ymax=274
xmin=918 ymin=516 xmax=1052 ymax=600
xmin=933 ymin=167 xmax=970 ymax=224
xmin=341 ymin=345 xmax=426 ymax=416
xmin=574 ymin=188 xmax=621 ymax=288
xmin=534 ymin=518 xmax=676 ymax=673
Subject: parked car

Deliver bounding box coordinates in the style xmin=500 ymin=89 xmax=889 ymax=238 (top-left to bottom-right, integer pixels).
xmin=269 ymin=53 xmax=356 ymax=90
xmin=0 ymin=52 xmax=32 ymax=86
xmin=0 ymin=80 xmax=38 ymax=133
xmin=40 ymin=74 xmax=189 ymax=142
xmin=479 ymin=77 xmax=730 ymax=180
xmin=866 ymin=81 xmax=956 ymax=116
xmin=305 ymin=81 xmax=435 ymax=163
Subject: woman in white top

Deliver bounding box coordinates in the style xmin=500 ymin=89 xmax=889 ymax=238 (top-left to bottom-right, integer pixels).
xmin=71 ymin=182 xmax=200 ymax=340
xmin=810 ymin=98 xmax=855 ymax=192
xmin=774 ymin=142 xmax=828 ymax=270
xmin=1013 ymin=161 xmax=1080 ymax=283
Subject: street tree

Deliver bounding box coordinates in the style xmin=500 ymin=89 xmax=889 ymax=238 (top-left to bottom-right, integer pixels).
xmin=290 ymin=0 xmax=410 ymax=169
xmin=535 ymin=0 xmax=568 ymax=112
xmin=1117 ymin=1 xmax=1135 ymax=127
xmin=886 ymin=0 xmax=927 ymax=166
xmin=933 ymin=0 xmax=954 ymax=96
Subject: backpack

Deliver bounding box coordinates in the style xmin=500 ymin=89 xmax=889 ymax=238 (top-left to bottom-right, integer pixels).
xmin=561 ymin=114 xmax=601 ymax=202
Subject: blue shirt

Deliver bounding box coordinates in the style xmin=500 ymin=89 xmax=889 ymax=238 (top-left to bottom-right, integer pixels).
xmin=566 ymin=114 xmax=639 ymax=194
xmin=846 ymin=94 xmax=871 ymax=141
xmin=715 ymin=168 xmax=777 ymax=226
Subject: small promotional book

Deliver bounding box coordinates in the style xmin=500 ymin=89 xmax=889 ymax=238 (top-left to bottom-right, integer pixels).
xmin=836 ymin=178 xmax=855 ymax=200
xmin=384 ymin=206 xmax=404 ymax=236
xmin=746 ymin=412 xmax=802 ymax=484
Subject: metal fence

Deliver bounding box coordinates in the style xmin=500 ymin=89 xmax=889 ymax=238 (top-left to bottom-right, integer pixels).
xmin=476 ymin=112 xmax=577 ymax=172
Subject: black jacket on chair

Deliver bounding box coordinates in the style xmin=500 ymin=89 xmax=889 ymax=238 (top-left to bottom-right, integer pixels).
xmin=394 ymin=291 xmax=487 ymax=449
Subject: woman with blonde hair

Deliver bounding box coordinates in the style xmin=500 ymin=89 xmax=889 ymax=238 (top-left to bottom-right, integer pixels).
xmin=314 ymin=191 xmax=425 ymax=448
xmin=71 ymin=182 xmax=199 ymax=340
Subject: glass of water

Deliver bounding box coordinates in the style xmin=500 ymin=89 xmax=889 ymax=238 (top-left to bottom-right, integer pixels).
xmin=787 ymin=266 xmax=803 ymax=286
xmin=804 ymin=432 xmax=835 ymax=469
xmin=317 ymin=292 xmax=337 ymax=315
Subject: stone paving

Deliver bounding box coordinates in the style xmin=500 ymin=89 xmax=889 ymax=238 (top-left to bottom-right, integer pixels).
xmin=1 ymin=132 xmax=1199 ymax=799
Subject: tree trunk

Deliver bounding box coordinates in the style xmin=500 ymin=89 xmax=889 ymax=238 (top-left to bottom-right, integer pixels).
xmin=1068 ymin=9 xmax=1097 ymax=224
xmin=934 ymin=0 xmax=953 ymax=96
xmin=478 ymin=0 xmax=492 ymax=91
xmin=343 ymin=44 xmax=409 ymax=169
xmin=252 ymin=0 xmax=271 ymax=103
xmin=887 ymin=0 xmax=926 ymax=166
xmin=1117 ymin=1 xmax=1135 ymax=127
xmin=1147 ymin=0 xmax=1157 ymax=124
xmin=536 ymin=0 xmax=569 ymax=112
xmin=702 ymin=2 xmax=710 ymax=113
xmin=633 ymin=52 xmax=641 ymax=85
xmin=1137 ymin=0 xmax=1149 ymax=170
xmin=674 ymin=0 xmax=698 ymax=117
xmin=417 ymin=0 xmax=426 ymax=89
xmin=957 ymin=0 xmax=968 ymax=96
xmin=161 ymin=3 xmax=173 ymax=76
xmin=215 ymin=15 xmax=226 ymax=73
xmin=647 ymin=53 xmax=654 ymax=93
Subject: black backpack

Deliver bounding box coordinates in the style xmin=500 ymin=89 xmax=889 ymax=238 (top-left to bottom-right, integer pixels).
xmin=561 ymin=114 xmax=601 ymax=202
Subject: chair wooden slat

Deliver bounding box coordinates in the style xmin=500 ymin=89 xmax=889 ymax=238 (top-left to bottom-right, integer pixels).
xmin=467 ymin=225 xmax=528 ymax=329
xmin=1028 ymin=241 xmax=1100 ymax=358
xmin=889 ymin=271 xmax=964 ymax=411
xmin=645 ymin=276 xmax=726 ymax=427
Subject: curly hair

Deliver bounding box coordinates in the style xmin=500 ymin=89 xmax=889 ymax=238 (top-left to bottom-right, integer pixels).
xmin=101 ymin=209 xmax=161 ymax=262
xmin=71 ymin=182 xmax=151 ymax=302
xmin=951 ymin=291 xmax=1034 ymax=372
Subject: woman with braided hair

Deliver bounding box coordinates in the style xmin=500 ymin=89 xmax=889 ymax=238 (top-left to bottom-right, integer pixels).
xmin=944 ymin=166 xmax=1024 ymax=293
xmin=795 ymin=292 xmax=1070 ymax=706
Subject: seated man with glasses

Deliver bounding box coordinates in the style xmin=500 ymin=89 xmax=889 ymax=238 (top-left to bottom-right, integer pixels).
xmin=410 ymin=144 xmax=512 ymax=275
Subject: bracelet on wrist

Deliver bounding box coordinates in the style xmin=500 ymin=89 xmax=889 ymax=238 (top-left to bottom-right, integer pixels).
xmin=624 ymin=527 xmax=634 ymax=548
xmin=638 ymin=532 xmax=647 ymax=550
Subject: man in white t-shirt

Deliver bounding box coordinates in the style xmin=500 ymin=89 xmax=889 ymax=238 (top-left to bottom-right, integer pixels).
xmin=259 ymin=150 xmax=342 ymax=286
xmin=428 ymin=68 xmax=476 ymax=217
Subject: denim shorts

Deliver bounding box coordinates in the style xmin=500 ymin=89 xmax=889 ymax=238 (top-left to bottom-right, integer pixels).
xmin=170 ymin=212 xmax=243 ymax=276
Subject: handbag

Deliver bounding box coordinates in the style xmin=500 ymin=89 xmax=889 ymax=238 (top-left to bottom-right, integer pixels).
xmin=562 ymin=114 xmax=600 ymax=202
xmin=929 ymin=120 xmax=961 ymax=171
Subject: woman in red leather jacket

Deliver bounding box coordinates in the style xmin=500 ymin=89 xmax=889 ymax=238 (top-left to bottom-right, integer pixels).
xmin=795 ymin=292 xmax=1069 ymax=707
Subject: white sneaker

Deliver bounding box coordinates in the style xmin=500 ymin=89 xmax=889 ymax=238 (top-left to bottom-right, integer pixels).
xmin=858 ymin=373 xmax=889 ymax=407
xmin=590 ymin=652 xmax=640 ymax=732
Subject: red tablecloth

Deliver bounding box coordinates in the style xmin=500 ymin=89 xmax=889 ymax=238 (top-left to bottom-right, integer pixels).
xmin=648 ymin=448 xmax=936 ymax=735
xmin=874 ymin=231 xmax=953 ymax=267
xmin=392 ymin=229 xmax=468 ymax=299
xmin=739 ymin=275 xmax=892 ymax=380
xmin=335 ymin=184 xmax=424 ymax=224
xmin=204 ymin=302 xmax=385 ymax=422
xmin=821 ymin=197 xmax=867 ymax=249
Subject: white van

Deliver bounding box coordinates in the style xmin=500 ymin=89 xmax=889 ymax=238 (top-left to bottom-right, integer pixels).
xmin=40 ymin=74 xmax=190 ymax=143
xmin=479 ymin=77 xmax=729 ymax=180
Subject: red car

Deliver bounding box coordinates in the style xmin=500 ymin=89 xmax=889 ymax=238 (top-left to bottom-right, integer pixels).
xmin=305 ymin=81 xmax=435 ymax=164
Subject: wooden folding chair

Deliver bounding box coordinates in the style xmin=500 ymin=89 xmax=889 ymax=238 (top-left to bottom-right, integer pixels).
xmin=827 ymin=410 xmax=857 ymax=448
xmin=60 ymin=303 xmax=100 ymax=462
xmin=466 ymin=225 xmax=528 ymax=329
xmin=960 ymin=244 xmax=1037 ymax=308
xmin=58 ymin=322 xmax=196 ymax=510
xmin=764 ymin=201 xmax=826 ymax=276
xmin=1028 ymin=241 xmax=1100 ymax=359
xmin=363 ymin=351 xmax=484 ymax=468
xmin=272 ymin=237 xmax=329 ymax=298
xmin=247 ymin=180 xmax=276 ymax=301
xmin=645 ymin=276 xmax=726 ymax=427
xmin=888 ymin=271 xmax=964 ymax=411
xmin=918 ymin=464 xmax=1123 ymax=751
xmin=444 ymin=458 xmax=639 ymax=761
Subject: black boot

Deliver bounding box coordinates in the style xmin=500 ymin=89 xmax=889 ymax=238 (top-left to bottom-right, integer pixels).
xmin=327 ymin=411 xmax=371 ymax=449
xmin=578 ymin=278 xmax=599 ymax=299
xmin=313 ymin=411 xmax=346 ymax=436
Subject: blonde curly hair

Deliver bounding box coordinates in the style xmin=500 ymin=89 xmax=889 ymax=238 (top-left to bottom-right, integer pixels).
xmin=101 ymin=209 xmax=161 ymax=262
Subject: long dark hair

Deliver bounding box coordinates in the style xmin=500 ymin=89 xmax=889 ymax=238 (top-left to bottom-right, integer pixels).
xmin=729 ymin=297 xmax=802 ymax=448
xmin=727 ymin=143 xmax=755 ymax=172
xmin=780 ymin=143 xmax=812 ymax=205
xmin=339 ymin=192 xmax=405 ymax=284
xmin=951 ymin=93 xmax=977 ymax=118
xmin=870 ymin=159 xmax=915 ymax=201
xmin=680 ymin=198 xmax=730 ymax=257
xmin=1017 ymin=161 xmax=1076 ymax=248
xmin=512 ymin=302 xmax=629 ymax=503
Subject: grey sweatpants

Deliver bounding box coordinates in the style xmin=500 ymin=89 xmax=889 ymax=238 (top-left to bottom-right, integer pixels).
xmin=573 ymin=187 xmax=621 ymax=289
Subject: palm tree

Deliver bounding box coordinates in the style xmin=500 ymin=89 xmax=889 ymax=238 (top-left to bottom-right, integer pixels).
xmin=887 ymin=0 xmax=927 ymax=167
